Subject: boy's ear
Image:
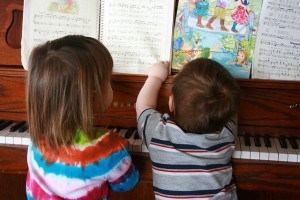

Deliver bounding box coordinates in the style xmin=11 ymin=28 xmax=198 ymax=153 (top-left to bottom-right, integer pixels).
xmin=169 ymin=94 xmax=175 ymax=112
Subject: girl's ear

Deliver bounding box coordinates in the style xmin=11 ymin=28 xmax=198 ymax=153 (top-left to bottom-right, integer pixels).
xmin=169 ymin=94 xmax=175 ymax=112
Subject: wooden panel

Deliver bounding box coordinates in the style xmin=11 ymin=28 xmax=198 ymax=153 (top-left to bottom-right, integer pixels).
xmin=1 ymin=146 xmax=300 ymax=200
xmin=237 ymin=190 xmax=300 ymax=200
xmin=0 ymin=173 xmax=27 ymax=200
xmin=232 ymin=159 xmax=300 ymax=193
xmin=0 ymin=68 xmax=300 ymax=132
xmin=0 ymin=145 xmax=27 ymax=174
xmin=0 ymin=0 xmax=23 ymax=66
xmin=0 ymin=67 xmax=27 ymax=121
xmin=238 ymin=79 xmax=300 ymax=129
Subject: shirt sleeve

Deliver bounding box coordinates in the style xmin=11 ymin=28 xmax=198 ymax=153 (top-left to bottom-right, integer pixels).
xmin=137 ymin=108 xmax=162 ymax=148
xmin=230 ymin=117 xmax=238 ymax=137
xmin=107 ymin=146 xmax=139 ymax=192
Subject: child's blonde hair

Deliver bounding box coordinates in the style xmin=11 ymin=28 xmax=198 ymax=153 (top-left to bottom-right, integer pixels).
xmin=27 ymin=35 xmax=113 ymax=152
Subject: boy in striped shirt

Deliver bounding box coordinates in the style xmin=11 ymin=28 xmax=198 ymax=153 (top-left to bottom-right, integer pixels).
xmin=136 ymin=58 xmax=240 ymax=200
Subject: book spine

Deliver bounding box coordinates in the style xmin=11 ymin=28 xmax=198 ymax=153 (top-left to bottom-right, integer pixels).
xmin=98 ymin=0 xmax=105 ymax=42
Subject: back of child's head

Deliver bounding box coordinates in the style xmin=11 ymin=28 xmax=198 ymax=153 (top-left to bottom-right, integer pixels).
xmin=27 ymin=35 xmax=113 ymax=151
xmin=172 ymin=58 xmax=240 ymax=133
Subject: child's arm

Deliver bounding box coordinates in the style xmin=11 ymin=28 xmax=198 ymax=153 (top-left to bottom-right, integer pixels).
xmin=107 ymin=136 xmax=139 ymax=192
xmin=108 ymin=160 xmax=139 ymax=192
xmin=136 ymin=61 xmax=170 ymax=118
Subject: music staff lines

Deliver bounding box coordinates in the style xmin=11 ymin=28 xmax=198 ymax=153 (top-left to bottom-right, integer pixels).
xmin=33 ymin=13 xmax=91 ymax=24
xmin=108 ymin=1 xmax=165 ymax=11
xmin=268 ymin=1 xmax=300 ymax=10
xmin=260 ymin=40 xmax=300 ymax=49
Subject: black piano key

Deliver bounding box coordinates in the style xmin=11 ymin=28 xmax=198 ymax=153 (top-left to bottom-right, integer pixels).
xmin=134 ymin=132 xmax=140 ymax=139
xmin=124 ymin=128 xmax=134 ymax=139
xmin=254 ymin=135 xmax=261 ymax=147
xmin=288 ymin=136 xmax=298 ymax=149
xmin=263 ymin=135 xmax=271 ymax=147
xmin=19 ymin=125 xmax=28 ymax=132
xmin=278 ymin=136 xmax=287 ymax=149
xmin=10 ymin=121 xmax=26 ymax=132
xmin=0 ymin=120 xmax=13 ymax=131
xmin=244 ymin=135 xmax=251 ymax=146
xmin=106 ymin=126 xmax=114 ymax=130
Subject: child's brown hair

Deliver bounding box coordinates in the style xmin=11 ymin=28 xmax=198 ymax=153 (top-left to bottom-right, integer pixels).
xmin=27 ymin=35 xmax=113 ymax=152
xmin=172 ymin=58 xmax=240 ymax=133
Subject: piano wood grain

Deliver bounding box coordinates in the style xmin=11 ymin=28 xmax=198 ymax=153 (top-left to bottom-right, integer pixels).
xmin=1 ymin=145 xmax=300 ymax=200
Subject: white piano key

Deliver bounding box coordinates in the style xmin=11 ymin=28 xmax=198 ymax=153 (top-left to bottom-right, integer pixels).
xmin=249 ymin=137 xmax=260 ymax=160
xmin=132 ymin=138 xmax=143 ymax=152
xmin=273 ymin=138 xmax=288 ymax=162
xmin=5 ymin=132 xmax=15 ymax=144
xmin=5 ymin=130 xmax=25 ymax=145
xmin=21 ymin=132 xmax=31 ymax=146
xmin=118 ymin=129 xmax=127 ymax=137
xmin=0 ymin=123 xmax=16 ymax=144
xmin=126 ymin=130 xmax=136 ymax=151
xmin=258 ymin=137 xmax=269 ymax=161
xmin=239 ymin=136 xmax=250 ymax=159
xmin=285 ymin=138 xmax=298 ymax=162
xmin=268 ymin=138 xmax=279 ymax=161
xmin=295 ymin=140 xmax=300 ymax=163
xmin=141 ymin=142 xmax=149 ymax=153
xmin=232 ymin=136 xmax=241 ymax=158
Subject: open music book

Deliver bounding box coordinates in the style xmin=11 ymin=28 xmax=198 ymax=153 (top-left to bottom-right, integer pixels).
xmin=21 ymin=0 xmax=175 ymax=75
xmin=172 ymin=0 xmax=300 ymax=80
xmin=251 ymin=0 xmax=300 ymax=81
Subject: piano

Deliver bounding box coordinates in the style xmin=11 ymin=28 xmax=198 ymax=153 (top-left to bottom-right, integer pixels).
xmin=0 ymin=1 xmax=300 ymax=199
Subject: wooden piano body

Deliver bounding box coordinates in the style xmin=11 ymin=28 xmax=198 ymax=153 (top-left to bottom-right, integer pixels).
xmin=0 ymin=1 xmax=300 ymax=199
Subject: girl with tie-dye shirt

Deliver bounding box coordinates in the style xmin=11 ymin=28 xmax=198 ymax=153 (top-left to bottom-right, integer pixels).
xmin=26 ymin=35 xmax=138 ymax=200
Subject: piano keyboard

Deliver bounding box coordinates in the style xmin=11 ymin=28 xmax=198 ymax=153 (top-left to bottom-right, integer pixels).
xmin=233 ymin=134 xmax=300 ymax=162
xmin=1 ymin=120 xmax=300 ymax=162
xmin=0 ymin=120 xmax=30 ymax=146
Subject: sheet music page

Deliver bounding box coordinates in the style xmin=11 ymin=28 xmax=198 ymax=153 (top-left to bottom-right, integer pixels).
xmin=101 ymin=0 xmax=174 ymax=74
xmin=252 ymin=0 xmax=300 ymax=80
xmin=21 ymin=0 xmax=100 ymax=69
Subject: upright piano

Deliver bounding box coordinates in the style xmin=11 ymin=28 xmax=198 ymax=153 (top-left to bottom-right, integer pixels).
xmin=0 ymin=1 xmax=300 ymax=199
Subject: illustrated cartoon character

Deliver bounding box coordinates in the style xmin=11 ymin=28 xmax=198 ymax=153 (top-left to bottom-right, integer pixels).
xmin=192 ymin=41 xmax=220 ymax=59
xmin=228 ymin=50 xmax=249 ymax=70
xmin=194 ymin=0 xmax=209 ymax=28
xmin=206 ymin=0 xmax=230 ymax=32
xmin=239 ymin=10 xmax=257 ymax=41
xmin=177 ymin=1 xmax=190 ymax=28
xmin=174 ymin=33 xmax=220 ymax=68
xmin=231 ymin=0 xmax=249 ymax=33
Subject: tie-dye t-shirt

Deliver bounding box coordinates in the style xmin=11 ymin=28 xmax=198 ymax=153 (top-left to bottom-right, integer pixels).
xmin=26 ymin=129 xmax=139 ymax=200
